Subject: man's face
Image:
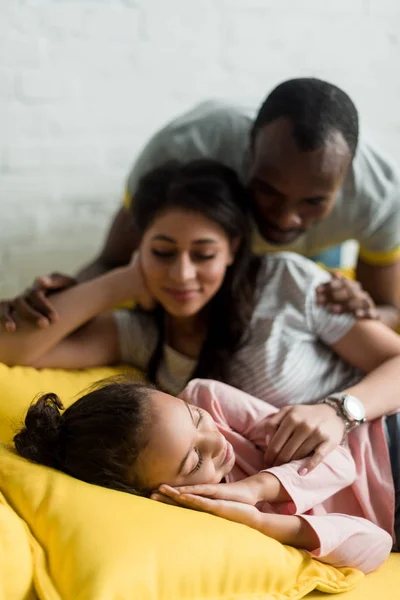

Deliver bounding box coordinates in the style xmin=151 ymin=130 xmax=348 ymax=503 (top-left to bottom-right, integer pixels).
xmin=248 ymin=117 xmax=352 ymax=245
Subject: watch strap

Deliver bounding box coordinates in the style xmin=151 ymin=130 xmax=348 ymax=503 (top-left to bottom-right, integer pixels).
xmin=318 ymin=395 xmax=364 ymax=434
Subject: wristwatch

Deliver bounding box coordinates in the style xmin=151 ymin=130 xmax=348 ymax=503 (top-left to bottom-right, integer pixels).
xmin=319 ymin=393 xmax=366 ymax=433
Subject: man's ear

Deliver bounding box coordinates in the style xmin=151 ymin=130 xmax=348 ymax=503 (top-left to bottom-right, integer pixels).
xmin=227 ymin=237 xmax=241 ymax=265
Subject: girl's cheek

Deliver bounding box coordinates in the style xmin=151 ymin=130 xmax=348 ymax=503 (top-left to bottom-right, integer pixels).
xmin=190 ymin=465 xmax=216 ymax=486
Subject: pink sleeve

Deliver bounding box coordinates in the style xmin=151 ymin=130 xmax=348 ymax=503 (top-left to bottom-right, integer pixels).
xmin=300 ymin=514 xmax=392 ymax=574
xmin=264 ymin=445 xmax=356 ymax=514
xmin=179 ymin=379 xmax=278 ymax=447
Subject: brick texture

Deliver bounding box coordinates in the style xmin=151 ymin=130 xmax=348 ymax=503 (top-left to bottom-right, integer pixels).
xmin=1 ymin=0 xmax=400 ymax=294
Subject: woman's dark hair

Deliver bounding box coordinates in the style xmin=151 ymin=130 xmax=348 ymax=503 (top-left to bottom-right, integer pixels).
xmin=131 ymin=159 xmax=261 ymax=385
xmin=14 ymin=378 xmax=154 ymax=496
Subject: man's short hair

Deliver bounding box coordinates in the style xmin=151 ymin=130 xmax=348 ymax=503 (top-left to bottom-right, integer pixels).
xmin=252 ymin=78 xmax=359 ymax=156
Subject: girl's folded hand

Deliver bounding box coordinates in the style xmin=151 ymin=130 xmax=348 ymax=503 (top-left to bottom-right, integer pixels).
xmin=160 ymin=473 xmax=272 ymax=506
xmin=154 ymin=484 xmax=259 ymax=528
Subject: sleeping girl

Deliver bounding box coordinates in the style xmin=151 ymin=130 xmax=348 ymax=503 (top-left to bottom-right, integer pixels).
xmin=14 ymin=376 xmax=393 ymax=574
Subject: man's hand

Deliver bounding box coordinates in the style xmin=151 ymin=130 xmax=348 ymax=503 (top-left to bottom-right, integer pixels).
xmin=153 ymin=484 xmax=259 ymax=528
xmin=263 ymin=404 xmax=345 ymax=473
xmin=316 ymin=272 xmax=379 ymax=320
xmin=0 ymin=273 xmax=76 ymax=332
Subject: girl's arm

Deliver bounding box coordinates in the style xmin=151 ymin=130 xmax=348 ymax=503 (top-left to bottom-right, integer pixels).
xmin=180 ymin=379 xmax=279 ymax=446
xmin=254 ymin=512 xmax=392 ymax=574
xmin=156 ymin=487 xmax=392 ymax=574
xmin=0 ymin=264 xmax=139 ymax=368
xmin=264 ymin=444 xmax=356 ymax=514
xmin=172 ymin=445 xmax=356 ymax=514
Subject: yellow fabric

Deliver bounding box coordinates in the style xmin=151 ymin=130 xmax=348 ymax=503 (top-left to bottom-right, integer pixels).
xmin=123 ymin=187 xmax=132 ymax=210
xmin=0 ymin=363 xmax=365 ymax=600
xmin=0 ymin=363 xmax=138 ymax=444
xmin=0 ymin=445 xmax=363 ymax=600
xmin=306 ymin=554 xmax=400 ymax=599
xmin=338 ymin=267 xmax=355 ymax=280
xmin=0 ymin=491 xmax=35 ymax=600
xmin=358 ymin=245 xmax=400 ymax=266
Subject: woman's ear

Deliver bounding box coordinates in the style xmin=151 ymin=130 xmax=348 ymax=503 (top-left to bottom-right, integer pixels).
xmin=227 ymin=237 xmax=241 ymax=265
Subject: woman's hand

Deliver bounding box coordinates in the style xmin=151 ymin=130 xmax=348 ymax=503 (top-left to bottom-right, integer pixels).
xmin=124 ymin=252 xmax=156 ymax=310
xmin=316 ymin=273 xmax=379 ymax=320
xmin=264 ymin=404 xmax=345 ymax=473
xmin=153 ymin=484 xmax=259 ymax=528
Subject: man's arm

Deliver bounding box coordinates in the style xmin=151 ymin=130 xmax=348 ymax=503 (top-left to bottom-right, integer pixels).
xmin=355 ymin=258 xmax=400 ymax=329
xmin=77 ymin=206 xmax=139 ymax=282
xmin=316 ymin=257 xmax=400 ymax=331
xmin=0 ymin=206 xmax=139 ymax=331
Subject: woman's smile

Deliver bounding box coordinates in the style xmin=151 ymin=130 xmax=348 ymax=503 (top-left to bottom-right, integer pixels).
xmin=163 ymin=287 xmax=201 ymax=303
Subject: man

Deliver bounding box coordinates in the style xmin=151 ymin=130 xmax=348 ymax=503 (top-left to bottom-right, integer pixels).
xmin=2 ymin=78 xmax=400 ymax=329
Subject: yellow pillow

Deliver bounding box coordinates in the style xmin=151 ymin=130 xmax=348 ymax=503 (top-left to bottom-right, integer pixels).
xmin=308 ymin=554 xmax=400 ymax=600
xmin=0 ymin=491 xmax=35 ymax=600
xmin=0 ymin=445 xmax=362 ymax=600
xmin=0 ymin=362 xmax=364 ymax=599
xmin=0 ymin=362 xmax=137 ymax=443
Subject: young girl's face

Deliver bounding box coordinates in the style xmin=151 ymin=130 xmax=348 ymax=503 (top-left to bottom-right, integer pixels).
xmin=134 ymin=390 xmax=235 ymax=491
xmin=139 ymin=209 xmax=236 ymax=318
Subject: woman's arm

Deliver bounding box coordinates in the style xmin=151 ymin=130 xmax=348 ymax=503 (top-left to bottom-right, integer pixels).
xmin=31 ymin=313 xmax=120 ymax=369
xmin=0 ymin=264 xmax=138 ymax=367
xmin=265 ymin=318 xmax=400 ymax=469
xmin=331 ymin=319 xmax=400 ymax=419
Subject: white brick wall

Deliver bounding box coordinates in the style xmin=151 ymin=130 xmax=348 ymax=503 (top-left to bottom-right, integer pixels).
xmin=1 ymin=0 xmax=400 ymax=295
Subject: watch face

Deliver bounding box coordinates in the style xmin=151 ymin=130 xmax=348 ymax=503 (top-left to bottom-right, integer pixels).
xmin=343 ymin=395 xmax=366 ymax=421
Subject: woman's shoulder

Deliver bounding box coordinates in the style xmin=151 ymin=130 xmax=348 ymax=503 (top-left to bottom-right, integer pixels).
xmin=113 ymin=307 xmax=157 ymax=335
xmin=254 ymin=252 xmax=332 ymax=314
xmin=258 ymin=252 xmax=331 ymax=288
xmin=113 ymin=308 xmax=159 ymax=367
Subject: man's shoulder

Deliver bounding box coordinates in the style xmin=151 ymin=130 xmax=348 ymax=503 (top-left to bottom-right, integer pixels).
xmin=127 ymin=100 xmax=252 ymax=191
xmin=341 ymin=138 xmax=400 ymax=211
xmin=158 ymin=100 xmax=253 ymax=141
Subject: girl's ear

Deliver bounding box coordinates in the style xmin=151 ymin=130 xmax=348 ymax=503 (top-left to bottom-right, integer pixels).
xmin=227 ymin=237 xmax=241 ymax=266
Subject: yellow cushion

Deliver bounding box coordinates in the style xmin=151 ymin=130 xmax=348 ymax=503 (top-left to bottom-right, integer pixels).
xmin=0 ymin=445 xmax=363 ymax=600
xmin=0 ymin=362 xmax=365 ymax=599
xmin=306 ymin=554 xmax=400 ymax=600
xmin=0 ymin=362 xmax=137 ymax=444
xmin=0 ymin=491 xmax=35 ymax=600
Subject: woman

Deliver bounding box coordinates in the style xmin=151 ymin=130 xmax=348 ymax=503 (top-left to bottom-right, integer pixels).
xmin=13 ymin=376 xmax=393 ymax=574
xmin=1 ymin=160 xmax=400 ymax=476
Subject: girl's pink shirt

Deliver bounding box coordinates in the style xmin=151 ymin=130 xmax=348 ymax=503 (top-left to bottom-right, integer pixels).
xmin=180 ymin=379 xmax=393 ymax=574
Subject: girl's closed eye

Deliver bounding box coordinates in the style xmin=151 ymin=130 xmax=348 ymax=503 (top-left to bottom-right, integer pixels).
xmin=188 ymin=410 xmax=204 ymax=475
xmin=190 ymin=450 xmax=203 ymax=474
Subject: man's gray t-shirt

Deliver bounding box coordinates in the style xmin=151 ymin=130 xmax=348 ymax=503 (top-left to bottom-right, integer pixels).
xmin=125 ymin=101 xmax=400 ymax=265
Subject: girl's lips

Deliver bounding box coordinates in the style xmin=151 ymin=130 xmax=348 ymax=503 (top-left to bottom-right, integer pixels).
xmin=222 ymin=441 xmax=234 ymax=466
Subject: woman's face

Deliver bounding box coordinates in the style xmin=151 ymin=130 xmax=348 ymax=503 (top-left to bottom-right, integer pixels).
xmin=140 ymin=209 xmax=236 ymax=318
xmin=134 ymin=390 xmax=235 ymax=491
